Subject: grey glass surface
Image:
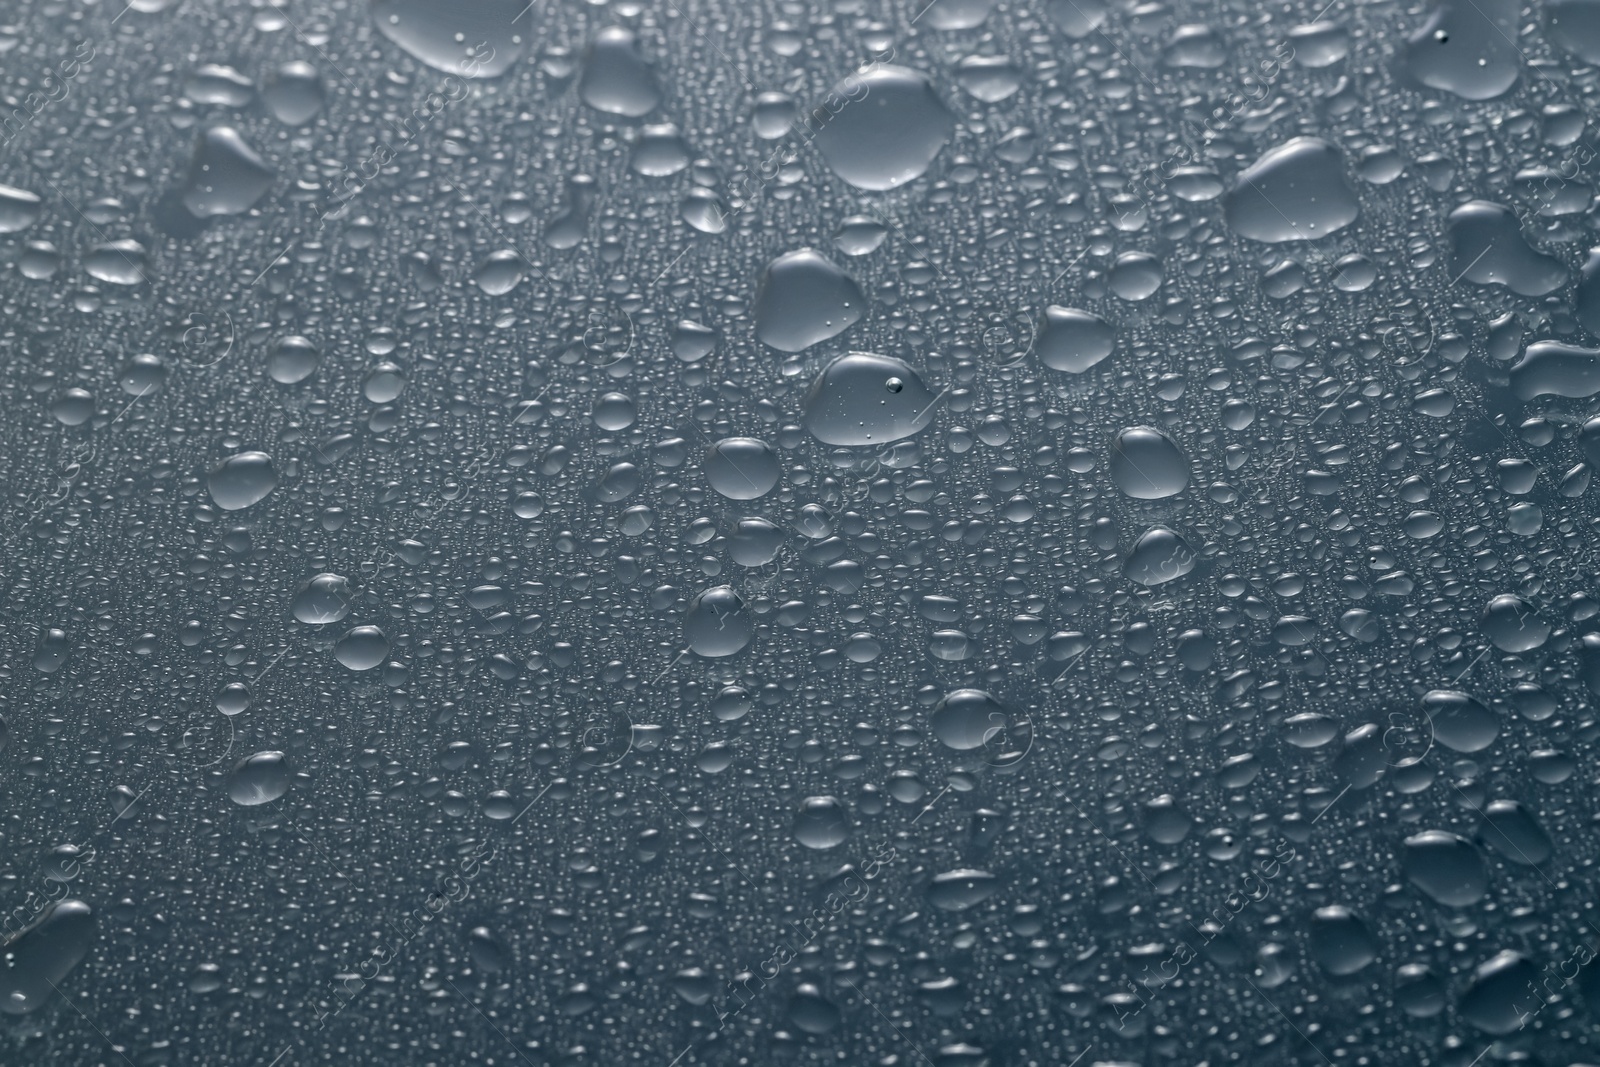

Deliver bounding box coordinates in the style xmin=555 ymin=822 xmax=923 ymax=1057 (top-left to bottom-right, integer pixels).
xmin=3 ymin=0 xmax=1600 ymax=1064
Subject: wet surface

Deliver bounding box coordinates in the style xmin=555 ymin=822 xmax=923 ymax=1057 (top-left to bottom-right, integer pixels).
xmin=5 ymin=1 xmax=1600 ymax=1065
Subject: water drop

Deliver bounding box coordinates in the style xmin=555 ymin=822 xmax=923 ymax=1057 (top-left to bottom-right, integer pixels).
xmin=927 ymin=868 xmax=1000 ymax=911
xmin=1401 ymin=831 xmax=1488 ymax=906
xmin=0 ymin=901 xmax=94 ymax=1015
xmin=703 ymin=437 xmax=781 ymax=500
xmin=1404 ymin=0 xmax=1520 ymax=100
xmin=268 ymin=336 xmax=320 ymax=384
xmin=85 ymin=239 xmax=148 ymax=286
xmin=1108 ymin=426 xmax=1190 ymax=499
xmin=371 ymin=0 xmax=524 ymax=77
xmin=228 ymin=751 xmax=291 ymax=806
xmin=1123 ymin=526 xmax=1198 ymax=586
xmin=1459 ymin=951 xmax=1539 ymax=1034
xmin=0 ymin=182 xmax=42 ymax=233
xmin=579 ymin=27 xmax=661 ymax=117
xmin=1481 ymin=594 xmax=1549 ymax=652
xmin=802 ymin=352 xmax=937 ymax=445
xmin=813 ymin=65 xmax=954 ymax=191
xmin=182 ymin=127 xmax=275 ymax=218
xmin=292 ymin=573 xmax=353 ymax=624
xmin=207 ymin=451 xmax=279 ymax=511
xmin=262 ymin=61 xmax=325 ymax=126
xmin=1307 ymin=905 xmax=1378 ymax=975
xmin=1421 ymin=689 xmax=1499 ymax=753
xmin=1444 ymin=201 xmax=1565 ymax=296
xmin=793 ymin=796 xmax=851 ymax=849
xmin=335 ymin=625 xmax=389 ymax=671
xmin=930 ymin=688 xmax=1012 ymax=750
xmin=1036 ymin=306 xmax=1114 ymax=373
xmin=1224 ymin=137 xmax=1360 ymax=242
xmin=684 ymin=586 xmax=754 ymax=657
xmin=752 ymin=249 xmax=864 ymax=353
xmin=472 ymin=250 xmax=526 ymax=295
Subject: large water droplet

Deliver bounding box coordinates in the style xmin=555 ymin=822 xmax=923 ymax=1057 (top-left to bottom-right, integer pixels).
xmin=1403 ymin=0 xmax=1520 ymax=100
xmin=1481 ymin=594 xmax=1549 ymax=652
xmin=813 ymin=65 xmax=954 ymax=191
xmin=1307 ymin=905 xmax=1377 ymax=975
xmin=292 ymin=573 xmax=354 ymax=624
xmin=684 ymin=586 xmax=754 ymax=658
xmin=371 ymin=0 xmax=524 ymax=77
xmin=1163 ymin=23 xmax=1227 ymax=67
xmin=1109 ymin=426 xmax=1190 ymax=499
xmin=787 ymin=984 xmax=843 ymax=1034
xmin=834 ymin=215 xmax=890 ymax=256
xmin=1045 ymin=0 xmax=1107 ymax=37
xmin=268 ymin=335 xmax=320 ymax=385
xmin=182 ymin=127 xmax=275 ymax=218
xmin=923 ymin=0 xmax=996 ymax=31
xmin=85 ymin=240 xmax=148 ymax=286
xmin=335 ymin=625 xmax=389 ymax=671
xmin=802 ymin=353 xmax=937 ymax=446
xmin=228 ymin=751 xmax=291 ymax=806
xmin=930 ymin=688 xmax=1009 ymax=750
xmin=1224 ymin=137 xmax=1360 ymax=242
xmin=1401 ymin=831 xmax=1488 ymax=906
xmin=793 ymin=796 xmax=851 ymax=849
xmin=1421 ymin=689 xmax=1499 ymax=753
xmin=1036 ymin=306 xmax=1115 ymax=373
xmin=1478 ymin=799 xmax=1553 ymax=865
xmin=263 ymin=61 xmax=325 ymax=126
xmin=927 ymin=869 xmax=1000 ymax=911
xmin=544 ymin=175 xmax=595 ymax=249
xmin=703 ymin=437 xmax=781 ymax=500
xmin=1123 ymin=526 xmax=1198 ymax=586
xmin=1290 ymin=21 xmax=1352 ymax=67
xmin=752 ymin=249 xmax=864 ymax=353
xmin=579 ymin=27 xmax=661 ymax=117
xmin=1445 ymin=201 xmax=1565 ymax=296
xmin=472 ymin=249 xmax=526 ymax=295
xmin=630 ymin=122 xmax=692 ymax=176
xmin=1550 ymin=0 xmax=1600 ymax=63
xmin=751 ymin=91 xmax=798 ymax=138
xmin=0 ymin=900 xmax=95 ymax=1016
xmin=185 ymin=63 xmax=254 ymax=107
xmin=1510 ymin=341 xmax=1600 ymax=399
xmin=118 ymin=353 xmax=167 ymax=396
xmin=0 ymin=183 xmax=42 ymax=233
xmin=1459 ymin=951 xmax=1539 ymax=1034
xmin=33 ymin=629 xmax=70 ymax=674
xmin=207 ymin=451 xmax=279 ymax=510
xmin=954 ymin=55 xmax=1022 ymax=102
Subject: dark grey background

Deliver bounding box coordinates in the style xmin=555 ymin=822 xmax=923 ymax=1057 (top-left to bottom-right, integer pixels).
xmin=2 ymin=0 xmax=1599 ymax=1064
